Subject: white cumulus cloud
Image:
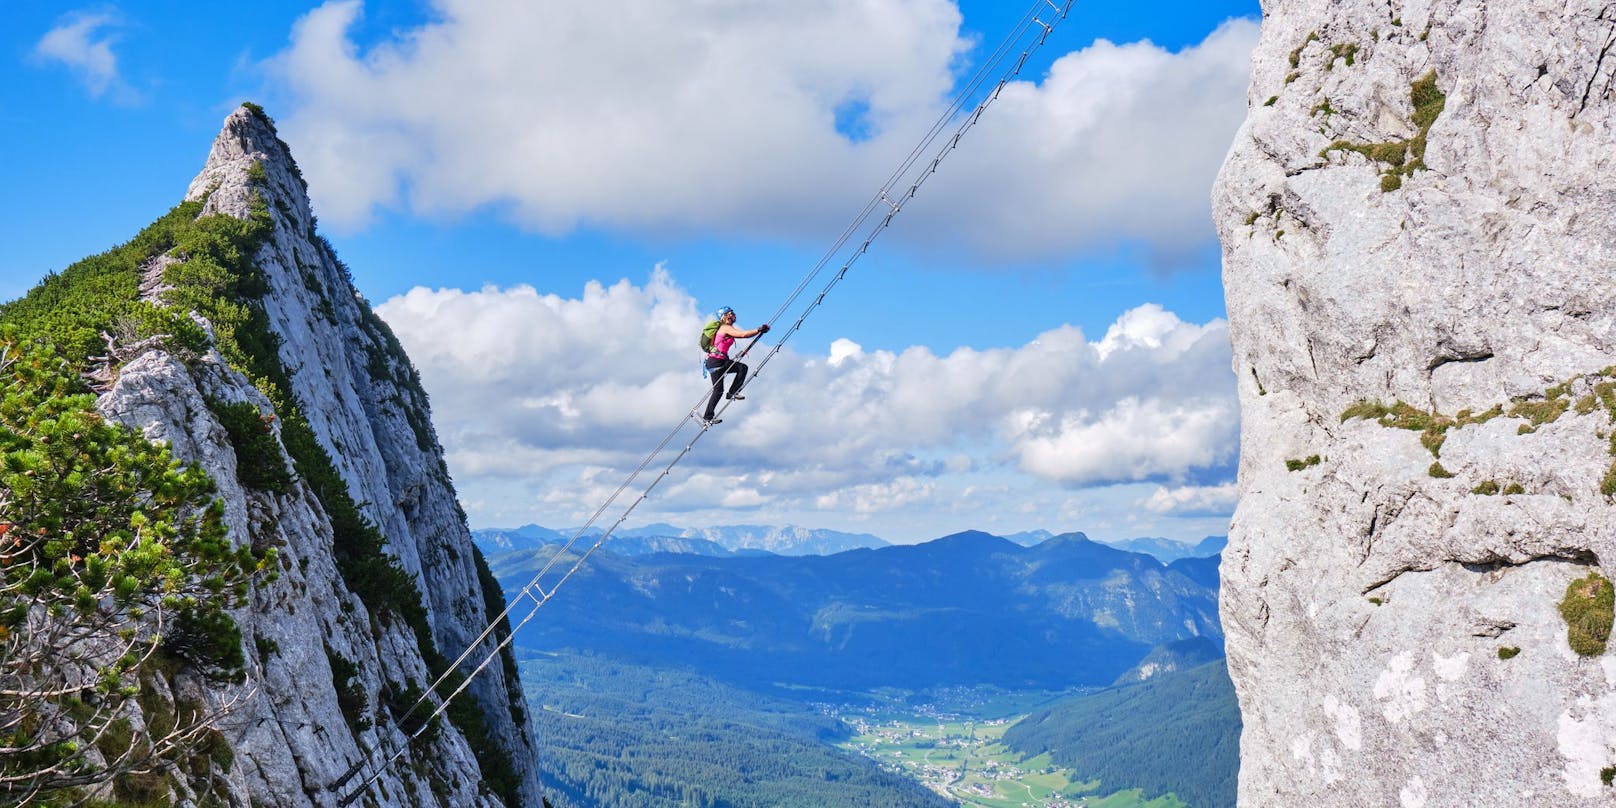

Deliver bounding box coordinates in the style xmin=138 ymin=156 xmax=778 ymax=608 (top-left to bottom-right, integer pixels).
xmin=266 ymin=2 xmax=1257 ymax=262
xmin=816 ymin=477 xmax=938 ymax=514
xmin=1140 ymin=482 xmax=1239 ymax=517
xmin=268 ymin=0 xmax=964 ymax=232
xmin=828 ymin=338 xmax=864 ymax=367
xmin=1010 ymin=397 xmax=1238 ymax=485
xmin=374 ymin=271 xmax=1237 ymax=527
xmin=898 ymin=18 xmax=1260 ymax=263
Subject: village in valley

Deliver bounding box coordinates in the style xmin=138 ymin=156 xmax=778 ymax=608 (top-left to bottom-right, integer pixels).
xmin=823 ymin=690 xmax=1185 ymax=808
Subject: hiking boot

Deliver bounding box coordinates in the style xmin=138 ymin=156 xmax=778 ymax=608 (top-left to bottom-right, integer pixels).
xmin=701 ymin=417 xmax=722 ymax=426
xmin=726 ymin=394 xmax=746 ymax=401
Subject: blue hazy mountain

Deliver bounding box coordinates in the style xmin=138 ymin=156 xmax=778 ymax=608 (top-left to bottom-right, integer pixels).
xmin=1003 ymin=658 xmax=1240 ymax=808
xmin=473 ymin=522 xmax=888 ymax=556
xmin=471 ymin=524 xmax=571 ymax=552
xmin=1000 ymin=528 xmax=1055 ymax=546
xmin=1167 ymin=553 xmax=1222 ymax=590
xmin=489 ymin=530 xmax=1219 ymax=692
xmin=667 ymin=523 xmax=890 ymax=554
xmin=472 ymin=524 xmax=734 ymax=556
xmin=1099 ymin=534 xmax=1228 ymax=563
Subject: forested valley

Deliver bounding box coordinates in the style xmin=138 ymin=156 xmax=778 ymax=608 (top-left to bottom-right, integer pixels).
xmin=523 ymin=651 xmax=950 ymax=808
xmin=493 ymin=531 xmax=1240 ymax=806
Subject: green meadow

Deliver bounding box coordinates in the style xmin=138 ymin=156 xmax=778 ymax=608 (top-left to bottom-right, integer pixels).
xmin=834 ymin=689 xmax=1188 ymax=808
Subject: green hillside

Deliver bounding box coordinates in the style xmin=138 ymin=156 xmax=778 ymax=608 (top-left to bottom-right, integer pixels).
xmin=520 ymin=650 xmax=951 ymax=808
xmin=1001 ymin=660 xmax=1240 ymax=808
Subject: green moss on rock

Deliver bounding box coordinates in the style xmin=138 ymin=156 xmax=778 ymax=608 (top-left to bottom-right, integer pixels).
xmin=1321 ymin=70 xmax=1445 ymax=192
xmin=1559 ymin=571 xmax=1615 ymax=657
xmin=1288 ymin=31 xmax=1320 ymax=68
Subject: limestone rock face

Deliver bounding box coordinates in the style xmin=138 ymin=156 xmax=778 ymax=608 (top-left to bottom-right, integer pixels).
xmin=97 ymin=108 xmax=541 ymax=807
xmin=1215 ymin=1 xmax=1616 ymax=805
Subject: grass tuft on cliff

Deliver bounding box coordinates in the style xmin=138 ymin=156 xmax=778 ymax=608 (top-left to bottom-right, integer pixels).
xmin=1559 ymin=571 xmax=1615 ymax=657
xmin=1320 ymin=70 xmax=1446 ymax=191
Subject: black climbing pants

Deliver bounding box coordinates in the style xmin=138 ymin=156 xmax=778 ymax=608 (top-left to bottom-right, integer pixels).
xmin=703 ymin=357 xmax=748 ymax=419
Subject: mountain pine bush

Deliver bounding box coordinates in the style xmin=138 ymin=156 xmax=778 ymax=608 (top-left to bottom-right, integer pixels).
xmin=0 ymin=333 xmax=273 ymax=803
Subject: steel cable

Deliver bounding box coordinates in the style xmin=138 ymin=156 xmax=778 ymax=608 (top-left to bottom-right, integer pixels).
xmin=334 ymin=1 xmax=1076 ymax=801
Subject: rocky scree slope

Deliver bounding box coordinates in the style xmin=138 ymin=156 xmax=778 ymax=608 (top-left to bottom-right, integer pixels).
xmin=1215 ymin=1 xmax=1616 ymax=805
xmin=56 ymin=107 xmax=539 ymax=806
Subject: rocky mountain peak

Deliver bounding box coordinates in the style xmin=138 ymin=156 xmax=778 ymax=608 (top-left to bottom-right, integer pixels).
xmin=26 ymin=104 xmax=545 ymax=806
xmin=187 ymin=106 xmax=309 ymax=226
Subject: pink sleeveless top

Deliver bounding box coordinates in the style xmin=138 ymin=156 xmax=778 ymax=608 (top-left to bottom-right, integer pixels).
xmin=710 ymin=330 xmax=735 ymax=358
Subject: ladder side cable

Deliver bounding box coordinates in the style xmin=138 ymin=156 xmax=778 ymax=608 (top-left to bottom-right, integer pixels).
xmin=334 ymin=1 xmax=1075 ymax=801
xmin=375 ymin=0 xmax=1065 ymax=740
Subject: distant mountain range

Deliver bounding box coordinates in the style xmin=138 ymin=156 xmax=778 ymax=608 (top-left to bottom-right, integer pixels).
xmin=477 ymin=528 xmax=738 ymax=558
xmin=488 ymin=530 xmax=1220 ymax=692
xmin=473 ymin=522 xmax=1227 ymax=563
xmin=999 ymin=528 xmax=1055 ymax=546
xmin=472 ymin=522 xmax=888 ymax=556
xmin=1100 ymin=535 xmax=1228 ymax=562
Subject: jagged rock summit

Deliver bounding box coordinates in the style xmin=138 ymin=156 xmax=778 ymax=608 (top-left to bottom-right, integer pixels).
xmin=94 ymin=106 xmax=542 ymax=806
xmin=1216 ymin=1 xmax=1616 ymax=806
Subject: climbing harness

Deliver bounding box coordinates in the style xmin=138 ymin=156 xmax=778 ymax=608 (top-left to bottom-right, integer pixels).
xmin=332 ymin=1 xmax=1076 ymax=802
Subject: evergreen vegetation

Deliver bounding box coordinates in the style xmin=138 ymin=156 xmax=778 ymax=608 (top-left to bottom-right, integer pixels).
xmin=522 ymin=651 xmax=952 ymax=808
xmin=205 ymin=398 xmax=291 ymax=492
xmin=1002 ymin=660 xmax=1240 ymax=808
xmin=0 ymin=333 xmax=272 ymax=802
xmin=473 ymin=545 xmax=527 ymax=728
xmin=326 ymin=646 xmax=370 ymax=734
xmin=0 ymin=200 xmax=221 ymax=367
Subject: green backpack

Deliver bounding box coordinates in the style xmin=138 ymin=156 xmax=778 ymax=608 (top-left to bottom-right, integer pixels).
xmin=699 ymin=319 xmax=722 ymax=353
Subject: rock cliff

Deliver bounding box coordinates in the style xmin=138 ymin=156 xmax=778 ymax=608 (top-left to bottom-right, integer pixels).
xmin=1215 ymin=1 xmax=1616 ymax=805
xmin=90 ymin=107 xmax=541 ymax=806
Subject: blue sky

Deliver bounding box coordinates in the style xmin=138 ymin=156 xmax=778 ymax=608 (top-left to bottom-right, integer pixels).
xmin=2 ymin=1 xmax=1261 ymax=544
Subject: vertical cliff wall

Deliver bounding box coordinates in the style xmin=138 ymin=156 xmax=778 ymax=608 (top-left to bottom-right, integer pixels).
xmin=91 ymin=107 xmax=542 ymax=806
xmin=1215 ymin=1 xmax=1616 ymax=805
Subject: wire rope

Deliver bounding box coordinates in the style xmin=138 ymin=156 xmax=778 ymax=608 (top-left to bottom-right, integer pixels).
xmin=334 ymin=2 xmax=1076 ymax=802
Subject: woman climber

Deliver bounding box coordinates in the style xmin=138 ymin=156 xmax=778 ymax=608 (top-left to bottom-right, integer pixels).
xmin=701 ymin=306 xmax=769 ymax=425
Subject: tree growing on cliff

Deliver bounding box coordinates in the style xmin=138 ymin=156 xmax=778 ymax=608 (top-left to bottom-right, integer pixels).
xmin=0 ymin=334 xmax=272 ymax=804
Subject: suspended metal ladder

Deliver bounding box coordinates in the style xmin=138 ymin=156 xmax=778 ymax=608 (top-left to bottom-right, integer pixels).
xmin=333 ymin=2 xmax=1077 ymax=803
